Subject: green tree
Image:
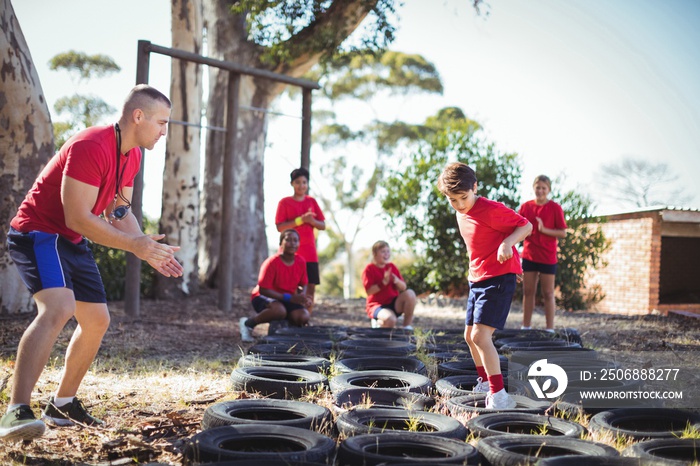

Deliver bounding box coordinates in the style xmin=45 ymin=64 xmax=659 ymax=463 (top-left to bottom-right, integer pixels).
xmin=48 ymin=51 xmax=120 ymax=150
xmin=311 ymin=50 xmax=444 ymax=297
xmin=550 ymin=183 xmax=610 ymax=310
xmin=382 ymin=109 xmax=522 ymax=294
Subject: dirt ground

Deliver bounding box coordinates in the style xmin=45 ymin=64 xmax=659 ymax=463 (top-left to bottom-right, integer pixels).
xmin=1 ymin=287 xmax=699 ymax=465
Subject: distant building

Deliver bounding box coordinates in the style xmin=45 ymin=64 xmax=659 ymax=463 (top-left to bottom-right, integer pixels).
xmin=584 ymin=206 xmax=700 ymax=316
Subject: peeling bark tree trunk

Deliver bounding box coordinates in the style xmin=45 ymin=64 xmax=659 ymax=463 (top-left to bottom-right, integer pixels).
xmin=157 ymin=0 xmax=204 ymax=298
xmin=200 ymin=0 xmax=379 ymax=289
xmin=0 ymin=0 xmax=54 ymax=314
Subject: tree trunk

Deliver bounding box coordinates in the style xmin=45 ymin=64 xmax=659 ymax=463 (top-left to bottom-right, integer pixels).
xmin=199 ymin=0 xmax=380 ymax=289
xmin=343 ymin=241 xmax=356 ymax=299
xmin=0 ymin=0 xmax=54 ymax=313
xmin=157 ymin=0 xmax=204 ymax=299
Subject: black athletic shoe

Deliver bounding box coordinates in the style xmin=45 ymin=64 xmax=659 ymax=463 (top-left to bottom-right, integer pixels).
xmin=42 ymin=397 xmax=103 ymax=427
xmin=0 ymin=405 xmax=46 ymax=442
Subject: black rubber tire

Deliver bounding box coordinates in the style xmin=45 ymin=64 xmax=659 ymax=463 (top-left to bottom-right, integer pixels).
xmin=477 ymin=434 xmax=619 ymax=466
xmin=237 ymin=353 xmax=331 ymax=373
xmin=336 ymin=408 xmax=468 ymax=440
xmin=623 ymin=438 xmax=700 ymax=465
xmin=246 ymin=343 xmax=332 ymax=358
xmin=330 ymin=370 xmax=432 ymax=395
xmin=260 ymin=336 xmax=334 ymax=350
xmin=201 ymin=399 xmax=332 ymax=433
xmin=500 ymin=341 xmax=582 ymax=351
xmin=333 ymin=388 xmax=436 ymax=411
xmin=230 ymin=366 xmax=327 ymax=399
xmin=494 ymin=335 xmax=562 ymax=348
xmin=466 ymin=412 xmax=586 ymax=438
xmin=271 ymin=325 xmax=348 ymax=340
xmin=347 ymin=332 xmax=412 ymax=342
xmin=182 ymin=424 xmax=336 ymax=465
xmin=427 ymin=351 xmax=472 ymax=363
xmin=538 ymin=456 xmax=650 ymax=465
xmin=335 ymin=356 xmax=427 ymax=375
xmin=435 ymin=375 xmax=480 ymax=398
xmin=338 ymin=338 xmax=416 ymax=354
xmin=337 ymin=432 xmax=480 ymax=465
xmin=446 ymin=393 xmax=551 ymax=415
xmin=438 ymin=358 xmax=509 ymax=377
xmin=508 ymin=347 xmax=596 ymax=365
xmin=346 ymin=327 xmax=413 ymax=337
xmin=589 ymin=408 xmax=700 ymax=440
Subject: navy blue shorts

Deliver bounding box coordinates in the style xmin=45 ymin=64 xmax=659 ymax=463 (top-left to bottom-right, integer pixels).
xmin=251 ymin=295 xmax=305 ymax=314
xmin=465 ymin=274 xmax=516 ymax=329
xmin=371 ymin=297 xmax=399 ymax=319
xmin=522 ymin=258 xmax=557 ymax=275
xmin=6 ymin=227 xmax=107 ymax=303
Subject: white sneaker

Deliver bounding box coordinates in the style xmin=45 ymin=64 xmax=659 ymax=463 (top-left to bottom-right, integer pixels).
xmin=473 ymin=377 xmax=490 ymax=393
xmin=485 ymin=388 xmax=517 ymax=409
xmin=239 ymin=317 xmax=253 ymax=342
xmin=371 ymin=319 xmax=380 ymax=328
xmin=403 ymin=325 xmax=413 ymax=331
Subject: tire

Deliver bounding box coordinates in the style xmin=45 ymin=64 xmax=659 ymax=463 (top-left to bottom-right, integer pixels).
xmin=260 ymin=336 xmax=334 ymax=350
xmin=477 ymin=434 xmax=619 ymax=466
xmin=438 ymin=358 xmax=509 ymax=377
xmin=337 ymin=432 xmax=480 ymax=465
xmin=334 ymin=388 xmax=436 ymax=411
xmin=427 ymin=351 xmax=472 ymax=363
xmin=335 ymin=356 xmax=427 ymax=375
xmin=446 ymin=394 xmax=551 ymax=415
xmin=466 ymin=412 xmax=586 ymax=438
xmin=346 ymin=327 xmax=413 ymax=338
xmin=538 ymin=456 xmax=651 ymax=465
xmin=246 ymin=343 xmax=332 ymax=358
xmin=336 ymin=408 xmax=468 ymax=440
xmin=589 ymin=408 xmax=700 ymax=440
xmin=623 ymin=438 xmax=700 ymax=465
xmin=330 ymin=370 xmax=432 ymax=396
xmin=338 ymin=339 xmax=416 ymax=355
xmin=500 ymin=341 xmax=581 ymax=351
xmin=435 ymin=375 xmax=480 ymax=398
xmin=237 ymin=353 xmax=331 ymax=373
xmin=182 ymin=424 xmax=335 ymax=465
xmin=348 ymin=333 xmax=412 ymax=342
xmin=272 ymin=326 xmax=348 ymax=341
xmin=509 ymin=348 xmax=596 ymax=365
xmin=230 ymin=366 xmax=327 ymax=399
xmin=201 ymin=399 xmax=332 ymax=433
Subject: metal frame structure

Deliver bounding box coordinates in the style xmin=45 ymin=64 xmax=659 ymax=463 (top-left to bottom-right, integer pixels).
xmin=125 ymin=40 xmax=320 ymax=315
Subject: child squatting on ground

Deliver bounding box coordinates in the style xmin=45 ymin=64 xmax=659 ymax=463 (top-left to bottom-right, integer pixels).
xmin=239 ymin=229 xmax=312 ymax=342
xmin=437 ymin=162 xmax=532 ymax=410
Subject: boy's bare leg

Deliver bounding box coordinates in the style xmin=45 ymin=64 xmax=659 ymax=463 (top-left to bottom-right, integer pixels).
xmin=306 ymin=283 xmax=315 ymax=314
xmin=540 ymin=273 xmax=556 ymax=330
xmin=470 ymin=323 xmax=500 ymax=375
xmin=375 ymin=308 xmax=398 ymax=328
xmin=464 ymin=325 xmax=483 ymax=367
xmin=10 ymin=288 xmax=76 ymax=406
xmin=55 ymin=302 xmax=110 ymax=398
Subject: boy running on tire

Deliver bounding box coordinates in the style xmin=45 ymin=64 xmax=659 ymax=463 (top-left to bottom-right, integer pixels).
xmin=437 ymin=162 xmax=532 ymax=410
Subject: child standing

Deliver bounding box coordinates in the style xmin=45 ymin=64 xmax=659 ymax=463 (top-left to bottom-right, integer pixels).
xmin=362 ymin=241 xmax=416 ymax=329
xmin=437 ymin=162 xmax=532 ymax=409
xmin=518 ymin=175 xmax=567 ymax=332
xmin=275 ymin=168 xmax=325 ymax=313
xmin=239 ymin=229 xmax=312 ymax=342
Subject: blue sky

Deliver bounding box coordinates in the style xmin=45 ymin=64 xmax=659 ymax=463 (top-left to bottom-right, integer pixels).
xmin=12 ymin=0 xmax=700 ymax=249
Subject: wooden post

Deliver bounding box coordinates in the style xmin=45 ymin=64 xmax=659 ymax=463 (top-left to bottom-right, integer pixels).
xmin=301 ymin=88 xmax=312 ymax=171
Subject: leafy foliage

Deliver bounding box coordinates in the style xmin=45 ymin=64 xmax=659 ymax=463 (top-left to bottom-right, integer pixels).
xmin=382 ymin=111 xmax=521 ymax=294
xmin=90 ymin=217 xmax=158 ymax=301
xmin=48 ymin=51 xmax=120 ymax=80
xmin=551 ymin=186 xmax=610 ymax=310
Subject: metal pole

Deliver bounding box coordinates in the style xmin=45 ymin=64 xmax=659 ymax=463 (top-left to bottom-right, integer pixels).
xmin=301 ymin=88 xmax=312 ymax=171
xmin=124 ymin=40 xmax=152 ymax=317
xmin=218 ymin=71 xmax=241 ymax=311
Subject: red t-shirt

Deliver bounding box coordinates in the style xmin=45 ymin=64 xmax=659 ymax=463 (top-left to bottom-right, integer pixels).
xmin=11 ymin=125 xmax=141 ymax=244
xmin=275 ymin=196 xmax=325 ymax=263
xmin=518 ymin=200 xmax=567 ymax=265
xmin=457 ymin=197 xmax=530 ymax=283
xmin=251 ymin=254 xmax=308 ymax=299
xmin=362 ymin=262 xmax=403 ymax=318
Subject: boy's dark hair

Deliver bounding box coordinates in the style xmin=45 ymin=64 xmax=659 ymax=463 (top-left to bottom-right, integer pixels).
xmin=279 ymin=228 xmax=300 ymax=245
xmin=290 ymin=167 xmax=309 ymax=182
xmin=437 ymin=162 xmax=478 ymax=194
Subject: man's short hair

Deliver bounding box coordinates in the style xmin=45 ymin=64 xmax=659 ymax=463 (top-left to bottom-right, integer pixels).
xmin=123 ymin=84 xmax=171 ymax=117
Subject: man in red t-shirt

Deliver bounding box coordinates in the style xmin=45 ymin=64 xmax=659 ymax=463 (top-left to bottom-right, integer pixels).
xmin=2 ymin=85 xmax=183 ymax=442
xmin=438 ymin=162 xmax=532 ymax=411
xmin=362 ymin=241 xmax=415 ymax=329
xmin=275 ymin=167 xmax=325 ymax=313
xmin=239 ymin=229 xmax=312 ymax=342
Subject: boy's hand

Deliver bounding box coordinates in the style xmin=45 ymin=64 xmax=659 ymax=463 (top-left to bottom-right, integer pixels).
xmin=301 ymin=211 xmax=316 ymax=223
xmin=497 ymin=242 xmax=513 ymax=263
xmin=516 ymin=273 xmax=523 ymax=284
xmin=535 ymin=217 xmax=544 ymax=231
xmin=382 ymin=268 xmax=392 ymax=286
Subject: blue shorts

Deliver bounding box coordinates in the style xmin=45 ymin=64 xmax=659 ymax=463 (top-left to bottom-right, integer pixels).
xmin=522 ymin=258 xmax=557 ymax=275
xmin=6 ymin=227 xmax=107 ymax=303
xmin=371 ymin=297 xmax=399 ymax=319
xmin=465 ymin=274 xmax=516 ymax=329
xmin=251 ymin=295 xmax=305 ymax=314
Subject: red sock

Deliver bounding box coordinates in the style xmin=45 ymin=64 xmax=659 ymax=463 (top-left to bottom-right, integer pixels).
xmin=488 ymin=373 xmax=504 ymax=393
xmin=476 ymin=365 xmax=488 ymax=380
